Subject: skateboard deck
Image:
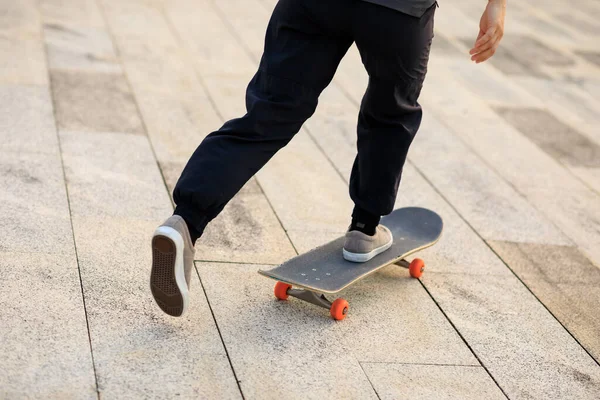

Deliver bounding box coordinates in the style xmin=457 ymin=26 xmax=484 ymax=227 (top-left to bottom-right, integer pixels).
xmin=259 ymin=207 xmax=443 ymax=295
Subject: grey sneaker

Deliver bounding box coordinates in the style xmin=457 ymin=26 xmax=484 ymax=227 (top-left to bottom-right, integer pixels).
xmin=343 ymin=225 xmax=393 ymax=263
xmin=150 ymin=215 xmax=195 ymax=317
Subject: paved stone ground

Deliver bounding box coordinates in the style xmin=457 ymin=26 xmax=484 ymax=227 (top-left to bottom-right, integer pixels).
xmin=1 ymin=0 xmax=600 ymax=398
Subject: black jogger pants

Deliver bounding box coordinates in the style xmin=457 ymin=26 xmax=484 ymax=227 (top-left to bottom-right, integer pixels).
xmin=173 ymin=0 xmax=436 ymax=237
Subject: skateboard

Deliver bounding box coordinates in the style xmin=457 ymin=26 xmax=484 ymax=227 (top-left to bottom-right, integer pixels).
xmin=258 ymin=207 xmax=443 ymax=320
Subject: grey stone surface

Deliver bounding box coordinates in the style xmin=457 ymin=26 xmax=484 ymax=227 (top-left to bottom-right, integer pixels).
xmin=0 ymin=151 xmax=74 ymax=255
xmin=490 ymin=241 xmax=600 ymax=361
xmin=409 ymin=113 xmax=570 ymax=245
xmin=132 ymin=92 xmax=219 ymax=164
xmin=0 ymin=34 xmax=48 ymax=85
xmin=362 ymin=363 xmax=506 ymax=400
xmin=0 ymin=0 xmax=40 ymax=35
xmin=577 ymin=51 xmax=600 ymax=68
xmin=257 ymin=131 xmax=354 ymax=233
xmin=559 ymin=14 xmax=600 ymax=36
xmin=196 ymin=262 xmax=379 ymax=399
xmin=0 ymin=252 xmax=97 ymax=399
xmin=194 ymin=178 xmax=297 ymax=265
xmin=570 ymin=167 xmax=600 ymax=194
xmin=59 ymin=131 xmax=172 ymax=221
xmin=494 ymin=107 xmax=600 ymax=168
xmin=424 ymin=273 xmax=600 ymax=399
xmin=0 ymin=86 xmax=58 ymax=154
xmin=431 ymin=34 xmax=465 ymax=58
xmin=525 ymin=186 xmax=600 ymax=268
xmin=429 ymin=55 xmax=544 ymax=107
xmin=39 ymin=0 xmax=106 ymax=30
xmin=198 ymin=261 xmax=476 ymax=398
xmin=464 ymin=34 xmax=574 ymax=71
xmin=44 ymin=23 xmax=121 ymax=73
xmin=513 ymin=77 xmax=600 ymax=146
xmin=420 ymin=69 xmax=600 ymax=266
xmin=286 ymin=229 xmax=344 ymax=254
xmin=72 ymin=216 xmax=240 ymax=399
xmin=50 ymin=70 xmax=144 ymax=134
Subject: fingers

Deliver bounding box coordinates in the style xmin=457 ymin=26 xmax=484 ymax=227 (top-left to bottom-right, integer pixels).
xmin=469 ymin=27 xmax=502 ymax=63
xmin=470 ymin=28 xmax=495 ymax=54
xmin=472 ymin=47 xmax=496 ymax=63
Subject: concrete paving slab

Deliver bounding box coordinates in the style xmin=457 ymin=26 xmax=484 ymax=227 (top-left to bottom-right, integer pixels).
xmin=50 ymin=69 xmax=144 ymax=134
xmin=286 ymin=229 xmax=344 ymax=255
xmin=213 ymin=0 xmax=271 ymax=59
xmin=39 ymin=0 xmax=106 ymax=30
xmin=489 ymin=241 xmax=600 ymax=361
xmin=494 ymin=107 xmax=600 ymax=168
xmin=0 ymin=252 xmax=96 ymax=399
xmin=0 ymin=151 xmax=74 ymax=255
xmin=513 ymin=76 xmax=600 ymax=146
xmin=410 ymin=114 xmax=570 ymax=245
xmin=194 ymin=179 xmax=297 ymax=265
xmin=570 ymin=167 xmax=600 ymax=194
xmin=197 ymin=262 xmax=379 ymax=399
xmin=362 ymin=363 xmax=506 ymax=400
xmin=257 ymin=131 xmax=353 ymax=232
xmin=421 ymin=69 xmax=584 ymax=192
xmin=424 ymin=273 xmax=600 ymax=399
xmin=525 ymin=187 xmax=600 ymax=267
xmin=330 ymin=266 xmax=478 ymax=365
xmin=199 ymin=261 xmax=477 ymax=398
xmin=132 ymin=92 xmax=219 ymax=164
xmin=59 ymin=130 xmax=172 ymax=221
xmin=429 ymin=56 xmax=544 ymax=107
xmin=0 ymin=85 xmax=58 ymax=155
xmin=164 ymin=0 xmax=258 ymax=76
xmin=0 ymin=0 xmax=40 ymax=35
xmin=43 ymin=23 xmax=120 ymax=73
xmin=71 ymin=216 xmax=240 ymax=399
xmin=0 ymin=34 xmax=48 ymax=85
xmin=419 ymin=69 xmax=600 ymax=266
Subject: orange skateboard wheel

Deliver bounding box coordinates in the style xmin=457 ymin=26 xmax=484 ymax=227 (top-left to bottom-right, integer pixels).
xmin=409 ymin=258 xmax=425 ymax=279
xmin=330 ymin=298 xmax=349 ymax=320
xmin=274 ymin=282 xmax=292 ymax=300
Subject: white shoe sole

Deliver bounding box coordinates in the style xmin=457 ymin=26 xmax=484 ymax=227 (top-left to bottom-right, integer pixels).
xmin=150 ymin=226 xmax=189 ymax=316
xmin=342 ymin=236 xmax=393 ymax=263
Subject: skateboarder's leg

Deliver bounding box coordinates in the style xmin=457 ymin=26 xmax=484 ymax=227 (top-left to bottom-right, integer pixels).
xmin=342 ymin=2 xmax=435 ymax=262
xmin=173 ymin=0 xmax=353 ymax=240
xmin=349 ymin=2 xmax=436 ymax=228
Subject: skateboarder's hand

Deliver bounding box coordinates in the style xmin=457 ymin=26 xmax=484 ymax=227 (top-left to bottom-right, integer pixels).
xmin=469 ymin=0 xmax=506 ymax=63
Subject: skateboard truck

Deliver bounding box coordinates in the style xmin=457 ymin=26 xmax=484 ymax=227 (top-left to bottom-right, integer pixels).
xmin=274 ymin=281 xmax=350 ymax=320
xmin=273 ymin=257 xmax=425 ymax=321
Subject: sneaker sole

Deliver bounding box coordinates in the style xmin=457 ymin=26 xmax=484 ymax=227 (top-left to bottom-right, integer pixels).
xmin=150 ymin=226 xmax=189 ymax=317
xmin=342 ymin=237 xmax=394 ymax=263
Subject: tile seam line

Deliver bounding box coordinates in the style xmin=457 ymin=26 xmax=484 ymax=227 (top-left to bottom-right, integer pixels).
xmin=193 ymin=263 xmax=245 ymax=400
xmin=161 ymin=0 xmax=299 ymax=258
xmin=409 ymin=158 xmax=600 ymax=368
xmin=93 ymin=0 xmax=176 ymax=211
xmin=358 ymin=360 xmax=382 ymax=400
xmin=37 ymin=4 xmax=100 ymax=398
xmin=360 ymin=361 xmax=484 ymax=367
xmin=205 ymin=2 xmax=507 ymax=396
